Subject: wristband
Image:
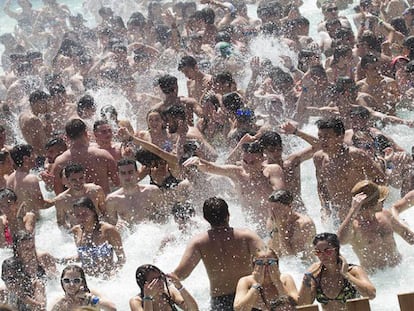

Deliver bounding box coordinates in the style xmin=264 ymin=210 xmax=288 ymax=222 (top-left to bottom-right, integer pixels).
xmin=143 ymin=296 xmax=154 ymax=301
xmin=91 ymin=296 xmax=99 ymax=305
xmin=251 ymin=283 xmax=263 ymax=291
xmin=176 ymin=285 xmax=185 ymax=291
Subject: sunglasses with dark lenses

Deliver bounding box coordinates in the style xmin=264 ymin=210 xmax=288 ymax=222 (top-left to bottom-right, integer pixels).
xmin=254 ymin=258 xmax=278 ymax=266
xmin=313 ymin=248 xmax=336 ymax=256
xmin=0 ymin=151 xmax=9 ymax=163
xmin=326 ymin=7 xmax=338 ymax=12
xmin=62 ymin=278 xmax=82 ymax=284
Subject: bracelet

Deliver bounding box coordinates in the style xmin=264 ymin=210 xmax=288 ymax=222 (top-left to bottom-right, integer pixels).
xmin=143 ymin=296 xmax=154 ymax=301
xmin=251 ymin=283 xmax=263 ymax=291
xmin=176 ymin=285 xmax=186 ymax=291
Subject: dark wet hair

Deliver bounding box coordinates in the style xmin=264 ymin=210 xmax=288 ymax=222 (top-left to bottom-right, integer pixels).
xmin=10 ymin=144 xmax=33 ymax=167
xmin=77 ymin=95 xmax=96 ymax=117
xmin=242 ymin=141 xmax=264 ymax=154
xmin=64 ymin=163 xmax=84 ymax=178
xmin=163 ymin=105 xmax=186 ymax=120
xmin=350 ymin=105 xmax=370 ymax=119
xmin=372 ymin=134 xmax=392 ymax=154
xmin=201 ymin=7 xmax=215 ymax=24
xmin=334 ymin=76 xmax=358 ymax=94
xmin=359 ymin=32 xmax=381 ymax=53
xmin=178 ymin=56 xmax=197 ymax=70
xmin=45 ymin=137 xmax=67 ymax=150
xmin=73 ymin=197 xmax=99 ymax=223
xmin=65 ymin=119 xmax=87 ymax=140
xmin=101 ymin=105 xmax=118 ymax=119
xmin=390 ymin=17 xmax=408 ymax=36
xmin=201 ymin=94 xmax=220 ymax=111
xmin=316 ymin=117 xmax=345 ymax=136
xmin=117 ymin=158 xmax=138 ymax=171
xmin=203 ymin=197 xmax=229 ymax=226
xmin=213 ymin=71 xmax=234 ymax=86
xmin=49 ymin=84 xmax=66 ymax=96
xmin=29 ymin=90 xmax=49 ymax=106
xmin=361 ymin=53 xmax=378 ymax=69
xmin=0 ymin=188 xmax=17 ymax=203
xmin=313 ymin=232 xmax=340 ymax=254
xmin=333 ymin=45 xmax=352 ymax=63
xmin=269 ymin=190 xmax=293 ymax=205
xmin=172 ymin=201 xmax=195 ymax=220
xmin=135 ymin=149 xmax=161 ymax=167
xmin=222 ymin=92 xmax=244 ymax=114
xmin=60 ymin=265 xmax=90 ymax=294
xmin=93 ymin=119 xmax=110 ymax=132
xmin=158 ymin=75 xmax=177 ymax=94
xmin=259 ymin=131 xmax=282 ymax=149
xmin=257 ymin=1 xmax=283 ymax=20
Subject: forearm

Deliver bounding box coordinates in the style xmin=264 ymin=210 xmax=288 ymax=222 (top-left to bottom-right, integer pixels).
xmin=234 ymin=288 xmax=260 ymax=311
xmin=345 ymin=273 xmax=376 ymax=299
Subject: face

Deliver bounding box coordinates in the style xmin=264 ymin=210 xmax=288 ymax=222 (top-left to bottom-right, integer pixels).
xmin=264 ymin=146 xmax=282 ymax=162
xmin=313 ymin=240 xmax=338 ymax=263
xmin=145 ymin=270 xmax=164 ymax=292
xmin=318 ymin=129 xmax=343 ymax=152
xmin=356 ymin=41 xmax=369 ymax=57
xmin=166 ymin=116 xmax=179 ymax=134
xmin=67 ymin=171 xmax=85 ymax=191
xmin=147 ymin=112 xmax=163 ymax=131
xmin=46 ymin=145 xmax=64 ymax=164
xmin=73 ymin=206 xmax=96 ymax=225
xmin=323 ymin=5 xmax=338 ymax=18
xmin=62 ymin=269 xmax=84 ymax=296
xmin=242 ymin=151 xmax=263 ymax=166
xmin=94 ymin=124 xmax=113 ymax=142
xmin=118 ymin=163 xmax=138 ymax=187
xmin=180 ymin=67 xmax=196 ymax=80
xmin=253 ymin=254 xmax=279 ymax=281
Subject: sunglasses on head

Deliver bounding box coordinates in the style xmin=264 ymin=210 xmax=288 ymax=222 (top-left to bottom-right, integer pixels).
xmin=62 ymin=278 xmax=82 ymax=284
xmin=254 ymin=258 xmax=278 ymax=266
xmin=313 ymin=248 xmax=336 ymax=256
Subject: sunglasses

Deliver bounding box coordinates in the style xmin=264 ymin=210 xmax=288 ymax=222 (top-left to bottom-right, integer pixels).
xmin=62 ymin=278 xmax=82 ymax=284
xmin=326 ymin=7 xmax=338 ymax=12
xmin=313 ymin=248 xmax=336 ymax=256
xmin=254 ymin=258 xmax=278 ymax=266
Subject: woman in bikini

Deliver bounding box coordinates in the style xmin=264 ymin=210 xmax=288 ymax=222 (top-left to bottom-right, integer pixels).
xmin=51 ymin=265 xmax=116 ymax=311
xmin=136 ymin=110 xmax=175 ymax=152
xmin=298 ymin=233 xmax=376 ymax=310
xmin=70 ymin=197 xmax=125 ymax=278
xmin=129 ymin=264 xmax=199 ymax=311
xmin=233 ymin=248 xmax=298 ymax=311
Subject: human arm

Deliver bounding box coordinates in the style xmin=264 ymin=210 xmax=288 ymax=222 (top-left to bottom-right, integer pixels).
xmin=341 ymin=257 xmax=376 ymax=299
xmin=297 ymin=264 xmax=319 ymax=305
xmin=233 ymin=277 xmax=263 ymax=311
xmin=104 ymin=196 xmax=119 ymax=226
xmin=182 ymin=156 xmax=241 ymax=181
xmin=85 ymin=289 xmax=117 ymax=311
xmin=105 ymin=225 xmax=126 ymax=270
xmin=389 ymin=211 xmax=414 ymax=244
xmin=172 ymin=237 xmax=202 ymax=280
xmin=391 ymin=190 xmax=414 ymax=219
xmin=167 ymin=273 xmax=199 ymax=311
xmin=337 ymin=193 xmax=367 ymax=245
xmin=54 ymin=199 xmax=71 ymax=230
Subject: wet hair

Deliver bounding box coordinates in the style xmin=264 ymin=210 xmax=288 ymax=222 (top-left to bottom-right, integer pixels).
xmin=213 ymin=71 xmax=235 ymax=86
xmin=77 ymin=95 xmax=96 ymax=117
xmin=257 ymin=1 xmax=283 ymax=20
xmin=65 ymin=119 xmax=87 ymax=140
xmin=215 ymin=31 xmax=231 ymax=43
xmin=49 ymin=84 xmax=66 ymax=97
xmin=332 ymin=45 xmax=352 ymax=64
xmin=271 ymin=71 xmax=294 ymax=89
xmin=325 ymin=19 xmax=341 ymax=33
xmin=128 ymin=13 xmax=146 ymax=28
xmin=93 ymin=119 xmax=110 ymax=132
xmin=312 ymin=232 xmax=341 ymax=255
xmin=350 ymin=105 xmax=370 ymax=119
xmin=359 ymin=32 xmax=382 ymax=53
xmin=222 ymin=92 xmax=244 ymax=114
xmin=45 ymin=137 xmax=67 ymax=150
xmin=260 ymin=22 xmax=280 ymax=36
xmin=98 ymin=6 xmax=113 ymax=17
xmin=334 ymin=76 xmax=358 ymax=94
xmin=309 ymin=65 xmax=327 ymax=81
xmin=259 ymin=131 xmax=282 ymax=149
xmin=60 ymin=265 xmax=90 ymax=294
xmin=178 ymin=56 xmax=197 ymax=71
xmin=162 ymin=105 xmax=186 ymax=121
xmin=201 ymin=7 xmax=215 ymax=24
xmin=372 ymin=134 xmax=392 ymax=155
xmin=73 ymin=197 xmax=99 ymax=223
xmin=201 ymin=94 xmax=220 ymax=111
xmin=0 ymin=188 xmax=17 ymax=203
xmin=100 ymin=105 xmax=118 ymax=119
xmin=361 ymin=53 xmax=378 ymax=69
xmin=158 ymin=75 xmax=177 ymax=94
xmin=242 ymin=141 xmax=264 ymax=154
xmin=316 ymin=117 xmax=345 ymax=136
xmin=10 ymin=144 xmax=33 ymax=167
xmin=135 ymin=148 xmax=161 ymax=167
xmin=29 ymin=90 xmax=49 ymax=106
xmin=203 ymin=197 xmax=229 ymax=226
xmin=63 ymin=163 xmax=84 ymax=178
xmin=172 ymin=201 xmax=195 ymax=220
xmin=403 ymin=36 xmax=414 ymax=60
xmin=117 ymin=158 xmax=138 ymax=171
xmin=390 ymin=17 xmax=408 ymax=37
xmin=268 ymin=189 xmax=293 ymax=205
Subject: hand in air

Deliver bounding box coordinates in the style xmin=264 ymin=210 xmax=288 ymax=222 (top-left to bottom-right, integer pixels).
xmin=339 ymin=255 xmax=349 ymax=278
xmin=117 ymin=127 xmax=132 ymax=141
xmin=279 ymin=120 xmax=299 ymax=135
xmin=250 ymin=56 xmax=260 ymax=75
xmin=351 ymin=192 xmax=367 ymax=213
xmin=252 ymin=263 xmax=265 ymax=285
xmin=268 ymin=264 xmax=281 ymax=285
xmin=182 ymin=156 xmax=201 ymax=167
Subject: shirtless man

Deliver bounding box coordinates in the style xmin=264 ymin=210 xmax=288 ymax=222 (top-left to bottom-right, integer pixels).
xmin=92 ymin=120 xmax=122 ymax=161
xmin=338 ymin=180 xmax=414 ymax=273
xmin=6 ymin=144 xmax=53 ymax=215
xmin=0 ymin=188 xmax=35 ymax=248
xmin=48 ymin=84 xmax=77 ymax=133
xmin=153 ymin=74 xmax=202 ymax=126
xmin=356 ymin=54 xmax=400 ymax=116
xmin=267 ymin=190 xmax=316 ymax=260
xmin=105 ymin=159 xmax=163 ymax=226
xmin=170 ymin=197 xmax=264 ymax=311
xmin=178 ymin=55 xmax=212 ymax=103
xmin=54 ymin=163 xmax=106 ymax=230
xmin=184 ymin=141 xmax=285 ymax=235
xmin=51 ymin=118 xmax=119 ymax=195
xmin=313 ymin=117 xmax=385 ymax=224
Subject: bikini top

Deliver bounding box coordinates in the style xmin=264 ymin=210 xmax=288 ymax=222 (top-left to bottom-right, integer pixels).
xmin=77 ymin=241 xmax=113 ymax=267
xmin=313 ymin=264 xmax=359 ymax=304
xmin=150 ymin=170 xmax=181 ymax=190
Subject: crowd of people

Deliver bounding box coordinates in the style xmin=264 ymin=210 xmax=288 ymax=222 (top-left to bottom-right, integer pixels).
xmin=0 ymin=0 xmax=414 ymax=309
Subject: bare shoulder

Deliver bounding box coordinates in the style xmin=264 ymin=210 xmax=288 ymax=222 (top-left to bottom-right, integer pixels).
xmin=312 ymin=150 xmax=325 ymax=161
xmin=71 ymin=225 xmax=82 ymax=234
xmin=140 ymin=184 xmax=161 ymax=192
xmin=181 ymin=96 xmax=198 ymax=105
xmin=100 ymin=222 xmax=118 ymax=233
xmin=85 ymin=183 xmax=104 ymax=192
xmin=54 ymin=189 xmax=71 ymax=202
xmin=88 ymin=146 xmax=114 ymax=159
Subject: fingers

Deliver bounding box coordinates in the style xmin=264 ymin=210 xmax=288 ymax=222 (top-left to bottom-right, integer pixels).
xmin=182 ymin=156 xmax=199 ymax=167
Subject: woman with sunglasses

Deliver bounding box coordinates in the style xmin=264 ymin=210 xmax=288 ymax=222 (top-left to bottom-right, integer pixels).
xmin=233 ymin=248 xmax=298 ymax=310
xmin=51 ymin=265 xmax=116 ymax=311
xmin=298 ymin=233 xmax=376 ymax=310
xmin=130 ymin=264 xmax=199 ymax=311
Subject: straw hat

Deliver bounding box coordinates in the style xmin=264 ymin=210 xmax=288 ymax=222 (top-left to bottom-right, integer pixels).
xmin=351 ymin=180 xmax=389 ymax=208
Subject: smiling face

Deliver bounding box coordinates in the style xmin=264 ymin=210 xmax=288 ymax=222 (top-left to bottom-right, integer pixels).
xmin=61 ymin=269 xmax=85 ymax=296
xmin=66 ymin=171 xmax=85 ymax=192
xmin=313 ymin=240 xmax=338 ymax=264
xmin=146 ymin=111 xmax=164 ymax=131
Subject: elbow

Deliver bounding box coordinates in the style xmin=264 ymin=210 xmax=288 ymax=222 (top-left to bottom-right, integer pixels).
xmin=365 ymin=286 xmax=376 ymax=300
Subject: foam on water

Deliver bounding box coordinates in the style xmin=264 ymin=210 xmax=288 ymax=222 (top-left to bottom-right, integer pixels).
xmin=1 ymin=0 xmax=414 ymax=310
